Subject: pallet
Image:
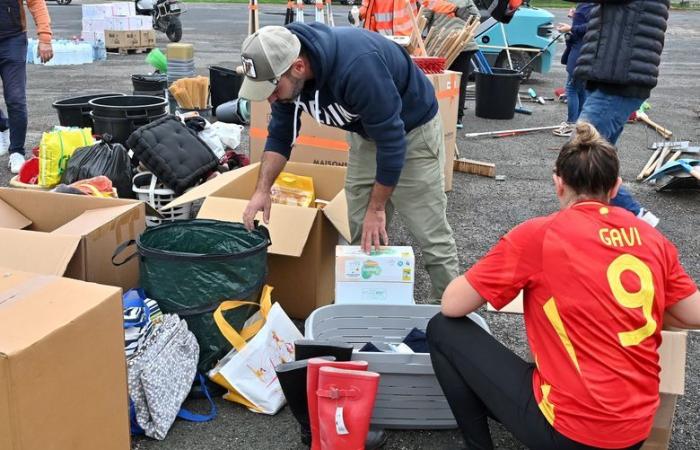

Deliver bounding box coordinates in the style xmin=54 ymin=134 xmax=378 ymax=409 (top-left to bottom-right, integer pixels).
xmin=106 ymin=46 xmax=153 ymax=55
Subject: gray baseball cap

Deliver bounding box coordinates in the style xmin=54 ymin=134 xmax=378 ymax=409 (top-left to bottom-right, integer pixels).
xmin=239 ymin=26 xmax=302 ymax=101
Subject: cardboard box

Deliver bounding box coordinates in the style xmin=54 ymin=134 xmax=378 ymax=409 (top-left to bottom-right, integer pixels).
xmin=140 ymin=30 xmax=156 ymax=47
xmin=335 ymin=245 xmax=415 ymax=305
xmin=105 ymin=30 xmax=140 ymax=48
xmin=81 ymin=31 xmax=106 ymax=43
xmin=135 ymin=16 xmax=154 ymax=31
xmin=641 ymin=393 xmax=678 ymax=450
xmin=249 ymin=71 xmax=460 ymax=191
xmin=111 ymin=1 xmax=136 ymax=17
xmin=0 ymin=268 xmax=130 ymax=450
xmin=82 ymin=18 xmax=106 ymax=32
xmin=164 ymin=162 xmax=351 ymax=319
xmin=0 ymin=188 xmax=146 ymax=290
xmin=82 ymin=3 xmax=114 ymax=19
xmin=106 ymin=16 xmax=132 ymax=31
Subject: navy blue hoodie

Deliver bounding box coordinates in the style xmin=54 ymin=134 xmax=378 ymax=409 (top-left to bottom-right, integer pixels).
xmin=265 ymin=23 xmax=438 ymax=186
xmin=560 ymin=3 xmax=594 ymax=76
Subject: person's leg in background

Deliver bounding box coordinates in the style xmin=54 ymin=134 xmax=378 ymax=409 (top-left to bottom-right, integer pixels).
xmin=0 ymin=33 xmax=29 ymax=173
xmin=573 ymin=77 xmax=587 ymax=121
xmin=0 ymin=109 xmax=9 ymax=155
xmin=565 ymin=75 xmax=580 ymax=124
xmin=577 ymin=89 xmax=657 ymax=224
xmin=448 ymin=50 xmax=476 ymax=129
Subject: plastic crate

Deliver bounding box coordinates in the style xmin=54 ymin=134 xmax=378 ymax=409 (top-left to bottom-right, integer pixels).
xmin=305 ymin=304 xmax=490 ymax=429
xmin=132 ymin=171 xmax=191 ymax=226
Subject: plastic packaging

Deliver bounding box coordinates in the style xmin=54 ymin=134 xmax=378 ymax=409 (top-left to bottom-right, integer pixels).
xmin=271 ymin=172 xmax=315 ymax=207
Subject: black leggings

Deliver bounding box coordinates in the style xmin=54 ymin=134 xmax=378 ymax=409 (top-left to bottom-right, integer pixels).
xmin=426 ymin=313 xmax=645 ymax=450
xmin=448 ymin=50 xmax=477 ymax=122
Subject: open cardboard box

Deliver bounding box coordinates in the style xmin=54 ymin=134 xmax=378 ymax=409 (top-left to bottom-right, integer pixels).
xmin=486 ymin=291 xmax=687 ymax=449
xmin=0 ymin=268 xmax=130 ymax=450
xmin=165 ymin=162 xmax=351 ymax=319
xmin=0 ymin=188 xmax=147 ymax=290
xmin=248 ymin=71 xmax=461 ymax=191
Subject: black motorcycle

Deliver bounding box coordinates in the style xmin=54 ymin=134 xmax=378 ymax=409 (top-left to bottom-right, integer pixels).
xmin=135 ymin=0 xmax=183 ymax=43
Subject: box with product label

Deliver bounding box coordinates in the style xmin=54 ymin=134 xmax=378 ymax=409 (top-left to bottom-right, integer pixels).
xmin=163 ymin=162 xmax=352 ymax=319
xmin=105 ymin=16 xmax=132 ymax=31
xmin=140 ymin=30 xmax=156 ymax=47
xmin=0 ymin=268 xmax=130 ymax=450
xmin=105 ymin=30 xmax=140 ymax=48
xmin=81 ymin=31 xmax=106 ymax=43
xmin=0 ymin=188 xmax=146 ymax=290
xmin=111 ymin=1 xmax=137 ymax=17
xmin=82 ymin=18 xmax=106 ymax=33
xmin=249 ymin=71 xmax=460 ymax=191
xmin=335 ymin=245 xmax=415 ymax=305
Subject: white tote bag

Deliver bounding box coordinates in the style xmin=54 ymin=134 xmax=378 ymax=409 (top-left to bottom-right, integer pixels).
xmin=208 ymin=285 xmax=303 ymax=415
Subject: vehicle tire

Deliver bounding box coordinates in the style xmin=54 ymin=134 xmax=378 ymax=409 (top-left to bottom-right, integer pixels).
xmin=303 ymin=0 xmax=313 ymax=4
xmin=166 ymin=16 xmax=183 ymax=43
xmin=495 ymin=50 xmax=534 ymax=82
xmin=343 ymin=0 xmax=355 ymax=5
xmin=56 ymin=0 xmax=72 ymax=5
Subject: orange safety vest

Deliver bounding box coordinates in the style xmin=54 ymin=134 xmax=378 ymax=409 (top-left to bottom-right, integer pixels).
xmin=360 ymin=0 xmax=418 ymax=36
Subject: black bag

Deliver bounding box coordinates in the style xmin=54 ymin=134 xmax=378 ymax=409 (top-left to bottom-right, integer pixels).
xmin=126 ymin=115 xmax=218 ymax=195
xmin=61 ymin=135 xmax=134 ymax=198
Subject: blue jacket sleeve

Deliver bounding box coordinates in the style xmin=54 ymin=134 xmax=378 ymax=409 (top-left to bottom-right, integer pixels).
xmin=340 ymin=52 xmax=406 ymax=186
xmin=264 ymin=101 xmax=301 ymax=159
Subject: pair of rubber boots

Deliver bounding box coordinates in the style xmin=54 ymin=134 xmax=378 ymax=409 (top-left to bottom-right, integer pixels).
xmin=275 ymin=340 xmax=386 ymax=450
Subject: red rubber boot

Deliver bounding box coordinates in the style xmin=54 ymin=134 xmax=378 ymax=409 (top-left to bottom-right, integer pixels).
xmin=316 ymin=366 xmax=380 ymax=450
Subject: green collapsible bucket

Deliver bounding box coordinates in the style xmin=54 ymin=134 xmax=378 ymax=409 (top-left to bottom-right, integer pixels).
xmin=113 ymin=219 xmax=271 ymax=372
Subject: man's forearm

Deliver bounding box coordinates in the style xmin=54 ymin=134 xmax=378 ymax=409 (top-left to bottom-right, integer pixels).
xmin=256 ymin=151 xmax=288 ymax=193
xmin=368 ymin=182 xmax=395 ymax=211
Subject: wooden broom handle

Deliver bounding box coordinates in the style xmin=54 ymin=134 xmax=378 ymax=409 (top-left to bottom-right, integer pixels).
xmin=407 ymin=0 xmax=427 ymax=56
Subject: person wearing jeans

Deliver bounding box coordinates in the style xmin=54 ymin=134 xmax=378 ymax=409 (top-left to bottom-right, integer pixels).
xmin=0 ymin=0 xmax=53 ymax=173
xmin=552 ymin=3 xmax=593 ymax=137
xmin=569 ymin=0 xmax=670 ymax=225
xmin=428 ymin=122 xmax=700 ymax=450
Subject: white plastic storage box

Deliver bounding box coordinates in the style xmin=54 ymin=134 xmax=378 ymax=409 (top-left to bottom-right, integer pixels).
xmin=305 ymin=303 xmax=489 ymax=429
xmin=132 ymin=171 xmax=191 ymax=226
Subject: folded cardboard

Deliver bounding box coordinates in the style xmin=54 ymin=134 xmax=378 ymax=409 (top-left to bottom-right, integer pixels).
xmin=0 ymin=188 xmax=146 ymax=290
xmin=641 ymin=393 xmax=678 ymax=450
xmin=164 ymin=162 xmax=350 ymax=319
xmin=249 ymin=71 xmax=460 ymax=191
xmin=0 ymin=268 xmax=129 ymax=450
xmin=335 ymin=245 xmax=415 ymax=305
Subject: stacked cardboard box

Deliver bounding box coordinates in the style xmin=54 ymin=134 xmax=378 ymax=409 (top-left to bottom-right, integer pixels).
xmin=81 ymin=2 xmax=154 ymax=48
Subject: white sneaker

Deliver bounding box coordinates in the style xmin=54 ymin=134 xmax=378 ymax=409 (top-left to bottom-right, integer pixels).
xmin=552 ymin=122 xmax=574 ymax=137
xmin=0 ymin=129 xmax=9 ymax=156
xmin=8 ymin=152 xmax=25 ymax=174
xmin=637 ymin=208 xmax=660 ymax=228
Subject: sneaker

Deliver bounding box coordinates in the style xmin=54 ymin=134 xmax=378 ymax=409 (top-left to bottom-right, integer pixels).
xmin=552 ymin=122 xmax=573 ymax=137
xmin=8 ymin=152 xmax=25 ymax=174
xmin=637 ymin=208 xmax=660 ymax=228
xmin=456 ymin=120 xmax=463 ymax=130
xmin=0 ymin=129 xmax=9 ymax=156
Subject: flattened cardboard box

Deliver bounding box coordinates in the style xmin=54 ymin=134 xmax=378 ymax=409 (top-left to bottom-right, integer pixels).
xmin=0 ymin=188 xmax=146 ymax=290
xmin=249 ymin=71 xmax=460 ymax=191
xmin=164 ymin=162 xmax=351 ymax=319
xmin=0 ymin=268 xmax=129 ymax=450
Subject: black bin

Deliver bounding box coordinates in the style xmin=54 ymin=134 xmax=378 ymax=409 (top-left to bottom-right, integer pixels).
xmin=52 ymin=93 xmax=125 ymax=128
xmin=209 ymin=65 xmax=243 ymax=115
xmin=475 ymin=68 xmax=522 ymax=120
xmin=132 ymin=74 xmax=168 ymax=97
xmin=89 ymin=95 xmax=169 ymax=144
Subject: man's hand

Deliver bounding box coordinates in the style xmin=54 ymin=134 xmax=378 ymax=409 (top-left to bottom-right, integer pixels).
xmin=361 ymin=207 xmax=388 ymax=254
xmin=38 ymin=42 xmax=53 ymax=63
xmin=243 ymin=190 xmax=271 ymax=231
xmin=556 ymin=23 xmax=572 ymax=33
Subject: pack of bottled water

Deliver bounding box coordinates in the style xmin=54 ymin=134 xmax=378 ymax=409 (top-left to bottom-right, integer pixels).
xmin=26 ymin=39 xmax=96 ymax=65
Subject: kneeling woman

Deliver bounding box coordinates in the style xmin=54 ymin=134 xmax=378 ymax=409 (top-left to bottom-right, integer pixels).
xmin=427 ymin=122 xmax=700 ymax=450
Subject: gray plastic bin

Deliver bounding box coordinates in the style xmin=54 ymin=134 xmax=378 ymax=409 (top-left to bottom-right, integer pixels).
xmin=305 ymin=304 xmax=489 ymax=429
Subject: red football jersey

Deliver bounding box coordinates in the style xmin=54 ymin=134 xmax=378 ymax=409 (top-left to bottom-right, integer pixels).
xmin=466 ymin=201 xmax=697 ymax=448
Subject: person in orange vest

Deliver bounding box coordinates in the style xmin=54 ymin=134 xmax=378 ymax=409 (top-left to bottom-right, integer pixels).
xmin=353 ymin=0 xmax=419 ymax=36
xmin=422 ymin=0 xmax=480 ymax=129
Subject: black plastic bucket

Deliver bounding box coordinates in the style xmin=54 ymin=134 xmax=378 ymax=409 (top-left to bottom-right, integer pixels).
xmin=474 ymin=68 xmax=522 ymax=120
xmin=132 ymin=74 xmax=168 ymax=97
xmin=209 ymin=66 xmax=243 ymax=115
xmin=89 ymin=95 xmax=169 ymax=119
xmin=91 ymin=112 xmax=168 ymax=145
xmin=52 ymin=93 xmax=126 ymax=128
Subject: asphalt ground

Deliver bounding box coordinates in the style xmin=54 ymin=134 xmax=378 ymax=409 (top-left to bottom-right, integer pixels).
xmin=2 ymin=3 xmax=699 ymax=449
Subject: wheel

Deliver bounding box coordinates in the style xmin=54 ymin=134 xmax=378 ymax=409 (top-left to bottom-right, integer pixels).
xmin=495 ymin=50 xmax=534 ymax=82
xmin=56 ymin=0 xmax=72 ymax=5
xmin=165 ymin=16 xmax=183 ymax=43
xmin=303 ymin=0 xmax=313 ymax=4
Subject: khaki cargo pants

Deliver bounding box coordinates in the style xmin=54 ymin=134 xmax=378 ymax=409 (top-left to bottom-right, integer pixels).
xmin=344 ymin=114 xmax=460 ymax=299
